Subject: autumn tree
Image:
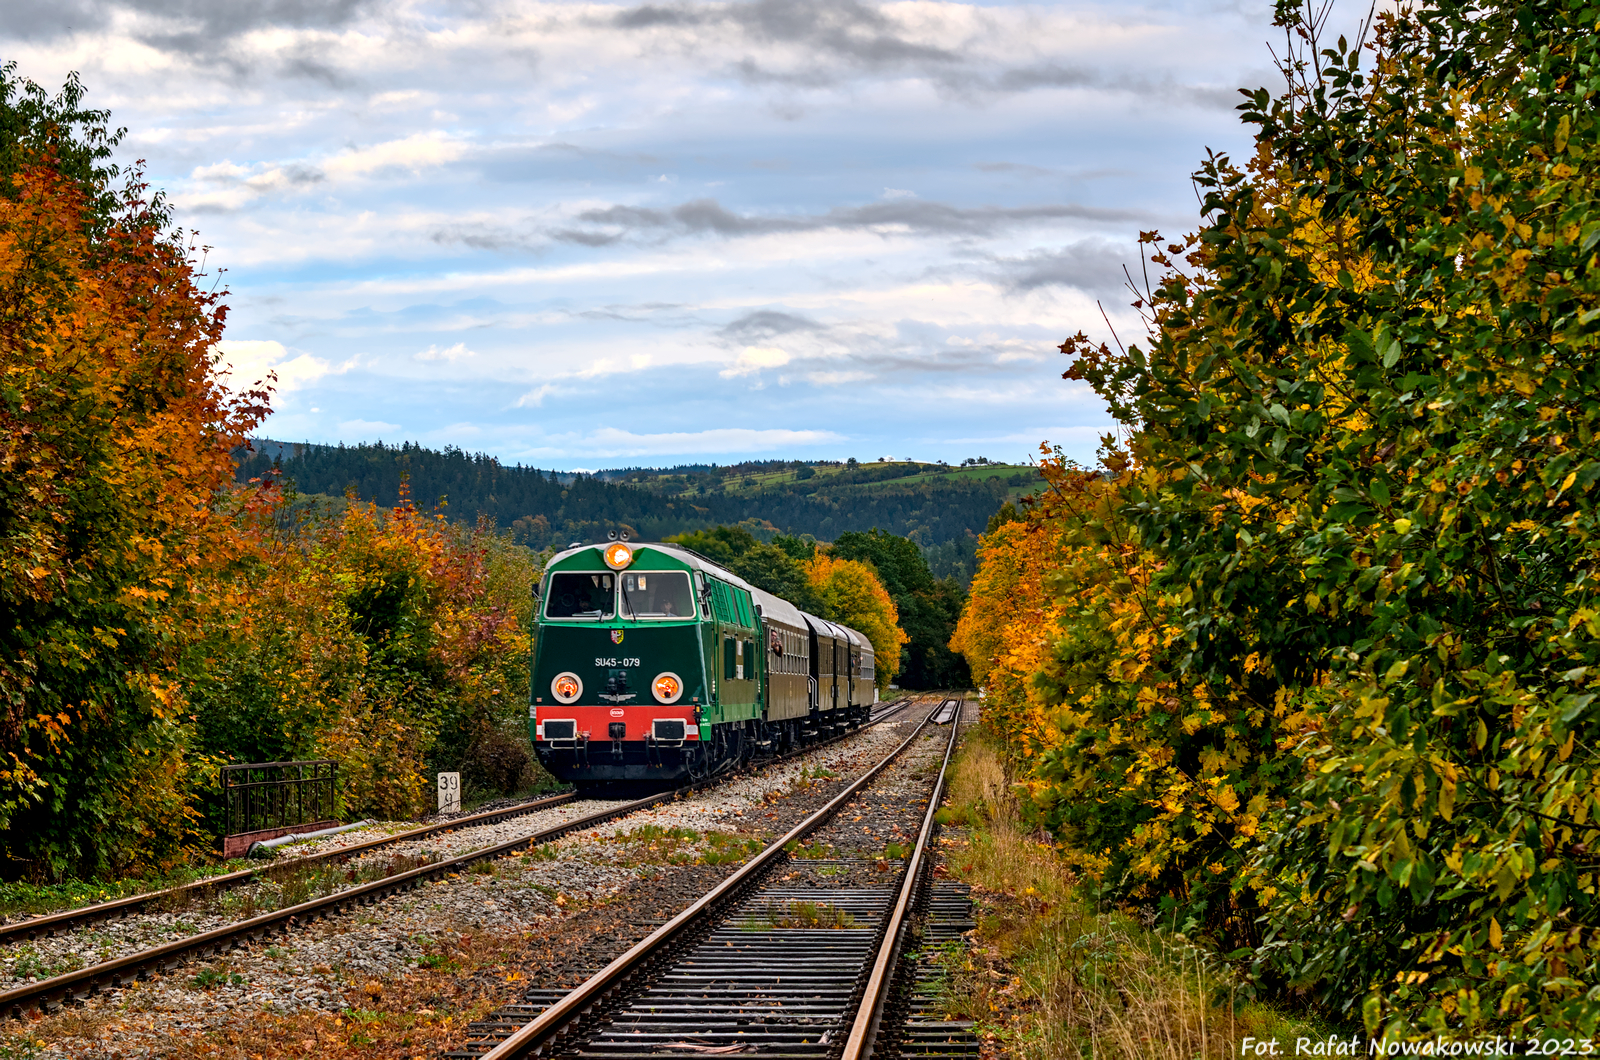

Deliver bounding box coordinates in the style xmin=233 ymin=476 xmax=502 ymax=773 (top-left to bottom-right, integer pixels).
xmin=0 ymin=68 xmax=268 ymax=877
xmin=189 ymin=483 xmax=542 ymax=826
xmin=1026 ymin=0 xmax=1600 ymax=1035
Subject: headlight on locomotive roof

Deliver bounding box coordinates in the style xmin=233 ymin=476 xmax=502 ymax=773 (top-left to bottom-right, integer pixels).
xmin=603 ymin=541 xmax=634 ymax=570
xmin=652 ymin=671 xmax=684 ymax=704
xmin=551 ymin=672 xmax=583 ymax=704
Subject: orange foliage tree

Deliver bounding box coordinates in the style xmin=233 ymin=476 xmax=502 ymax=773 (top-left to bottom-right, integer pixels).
xmin=0 ymin=69 xmax=543 ymax=877
xmin=189 ymin=480 xmax=541 ymax=824
xmin=0 ymin=101 xmax=269 ymax=874
xmin=951 ymin=445 xmax=1296 ymax=910
xmin=948 ymin=499 xmax=1068 ymax=754
xmin=806 ymin=552 xmax=907 ymax=689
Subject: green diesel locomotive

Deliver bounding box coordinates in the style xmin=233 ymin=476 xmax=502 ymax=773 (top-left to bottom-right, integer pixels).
xmin=529 ymin=538 xmax=876 ymax=786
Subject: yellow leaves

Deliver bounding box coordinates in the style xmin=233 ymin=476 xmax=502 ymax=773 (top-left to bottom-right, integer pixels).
xmin=1490 ymin=917 xmax=1504 ymax=951
xmin=1438 ymin=767 xmax=1458 ymax=821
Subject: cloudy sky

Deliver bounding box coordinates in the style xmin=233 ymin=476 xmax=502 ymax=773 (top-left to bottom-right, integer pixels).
xmin=6 ymin=0 xmax=1280 ymax=469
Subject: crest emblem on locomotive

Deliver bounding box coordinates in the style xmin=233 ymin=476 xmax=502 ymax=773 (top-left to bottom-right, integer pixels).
xmin=611 ymin=629 xmax=624 ymax=644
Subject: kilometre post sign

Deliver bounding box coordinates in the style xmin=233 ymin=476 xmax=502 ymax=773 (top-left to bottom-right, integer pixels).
xmin=438 ymin=772 xmax=460 ymax=814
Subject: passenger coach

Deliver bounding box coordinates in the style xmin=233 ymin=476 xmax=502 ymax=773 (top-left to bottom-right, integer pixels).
xmin=530 ymin=538 xmax=876 ymax=786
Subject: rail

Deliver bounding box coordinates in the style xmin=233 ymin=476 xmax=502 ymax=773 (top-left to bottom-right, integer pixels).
xmin=843 ymin=697 xmax=962 ymax=1059
xmin=474 ymin=698 xmax=959 ymax=1060
xmin=0 ymin=791 xmax=578 ymax=947
xmin=0 ymin=694 xmax=931 ymax=1017
xmin=3 ymin=697 xmax=917 ymax=950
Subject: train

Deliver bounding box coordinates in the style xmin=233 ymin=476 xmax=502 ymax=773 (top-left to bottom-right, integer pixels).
xmin=529 ymin=537 xmax=876 ymax=787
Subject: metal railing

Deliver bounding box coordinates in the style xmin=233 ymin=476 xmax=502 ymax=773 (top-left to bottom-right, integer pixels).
xmin=221 ymin=760 xmax=338 ymax=837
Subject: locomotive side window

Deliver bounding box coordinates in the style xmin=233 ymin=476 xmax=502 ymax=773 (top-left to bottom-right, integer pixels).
xmin=724 ymin=636 xmax=736 ymax=679
xmin=620 ymin=571 xmax=694 ymax=619
xmin=544 ymin=572 xmax=616 ymax=619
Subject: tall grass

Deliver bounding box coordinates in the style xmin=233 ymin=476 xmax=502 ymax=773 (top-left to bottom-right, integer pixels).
xmin=936 ymin=729 xmax=1320 ymax=1060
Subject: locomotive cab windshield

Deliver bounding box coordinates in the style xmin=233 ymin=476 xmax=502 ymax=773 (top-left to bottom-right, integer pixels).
xmin=620 ymin=571 xmax=695 ymax=620
xmin=544 ymin=572 xmax=616 ymax=619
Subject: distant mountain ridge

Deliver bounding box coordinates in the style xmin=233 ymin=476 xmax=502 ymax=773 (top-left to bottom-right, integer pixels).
xmin=234 ymin=440 xmax=1033 ymax=561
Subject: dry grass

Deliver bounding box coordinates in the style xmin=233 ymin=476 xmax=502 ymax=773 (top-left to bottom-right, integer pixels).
xmin=740 ymin=900 xmax=860 ymax=931
xmin=935 ymin=729 xmax=1320 ymax=1060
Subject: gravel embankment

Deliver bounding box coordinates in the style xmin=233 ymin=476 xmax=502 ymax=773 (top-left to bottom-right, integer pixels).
xmin=21 ymin=706 xmax=938 ymax=1060
xmin=443 ymin=711 xmax=953 ymax=1056
xmin=0 ymin=796 xmax=638 ymax=990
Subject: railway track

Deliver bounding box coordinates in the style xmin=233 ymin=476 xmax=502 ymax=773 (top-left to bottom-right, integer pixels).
xmin=443 ymin=697 xmax=966 ymax=1060
xmin=0 ymin=791 xmax=586 ymax=947
xmin=0 ymin=694 xmax=927 ymax=1020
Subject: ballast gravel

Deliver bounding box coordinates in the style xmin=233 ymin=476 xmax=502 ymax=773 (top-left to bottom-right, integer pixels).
xmin=445 ymin=709 xmax=953 ymax=1057
xmin=19 ymin=701 xmax=943 ymax=1060
xmin=0 ymin=796 xmax=638 ymax=991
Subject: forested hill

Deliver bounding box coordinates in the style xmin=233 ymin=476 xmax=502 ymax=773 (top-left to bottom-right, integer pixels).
xmin=233 ymin=440 xmax=1036 ymax=553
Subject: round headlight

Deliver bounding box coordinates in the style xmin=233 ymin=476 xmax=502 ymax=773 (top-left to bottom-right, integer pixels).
xmin=652 ymin=672 xmax=684 ymax=704
xmin=551 ymin=672 xmax=583 ymax=704
xmin=603 ymin=542 xmax=634 ymax=570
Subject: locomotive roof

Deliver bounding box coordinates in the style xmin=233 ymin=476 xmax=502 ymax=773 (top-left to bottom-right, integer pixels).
xmin=546 ymin=541 xmax=760 ymax=593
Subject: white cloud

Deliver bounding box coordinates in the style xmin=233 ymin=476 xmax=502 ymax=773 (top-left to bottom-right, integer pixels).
xmin=338 ymin=419 xmax=403 ymax=437
xmin=12 ymin=0 xmax=1274 ymax=472
xmin=807 ymin=370 xmax=872 ymax=386
xmin=213 ymin=339 xmax=348 ymax=394
xmin=516 ymin=384 xmax=558 ymax=407
xmin=547 ymin=427 xmax=844 ymax=458
xmin=415 ymin=341 xmax=476 ymax=362
xmin=173 ymin=132 xmax=465 ymax=211
xmin=323 ymin=132 xmax=465 ymax=180
xmin=719 ymin=346 xmax=791 ymax=378
xmin=994 ymin=339 xmax=1048 ymax=363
